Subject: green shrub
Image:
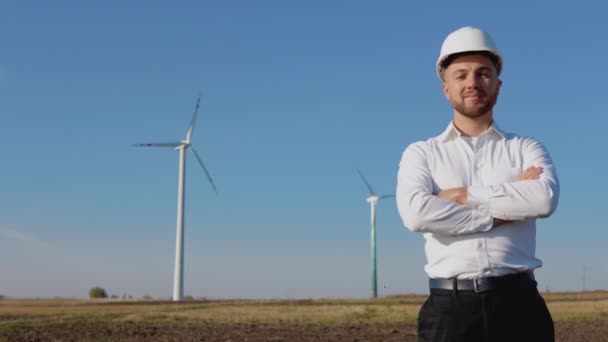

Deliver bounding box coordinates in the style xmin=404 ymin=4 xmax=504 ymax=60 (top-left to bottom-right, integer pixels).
xmin=89 ymin=287 xmax=108 ymax=299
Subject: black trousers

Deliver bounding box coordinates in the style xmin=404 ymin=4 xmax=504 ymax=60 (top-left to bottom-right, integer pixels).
xmin=418 ymin=288 xmax=554 ymax=342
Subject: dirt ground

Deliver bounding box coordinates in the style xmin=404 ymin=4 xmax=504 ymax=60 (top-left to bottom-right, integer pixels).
xmin=1 ymin=320 xmax=607 ymax=342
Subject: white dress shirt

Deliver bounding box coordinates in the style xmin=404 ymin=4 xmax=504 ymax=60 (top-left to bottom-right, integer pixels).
xmin=396 ymin=121 xmax=559 ymax=279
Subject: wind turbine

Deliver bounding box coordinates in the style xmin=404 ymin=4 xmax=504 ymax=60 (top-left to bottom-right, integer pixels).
xmin=134 ymin=96 xmax=218 ymax=301
xmin=357 ymin=169 xmax=394 ymax=299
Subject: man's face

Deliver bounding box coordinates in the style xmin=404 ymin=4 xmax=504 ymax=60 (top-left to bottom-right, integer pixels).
xmin=442 ymin=54 xmax=502 ymax=118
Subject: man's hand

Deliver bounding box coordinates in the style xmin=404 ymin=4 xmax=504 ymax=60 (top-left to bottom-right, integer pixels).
xmin=438 ymin=187 xmax=468 ymax=205
xmin=493 ymin=218 xmax=511 ymax=227
xmin=518 ymin=166 xmax=543 ymax=181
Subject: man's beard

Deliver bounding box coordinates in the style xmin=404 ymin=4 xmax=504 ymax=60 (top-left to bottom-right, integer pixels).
xmin=451 ymin=91 xmax=498 ymax=118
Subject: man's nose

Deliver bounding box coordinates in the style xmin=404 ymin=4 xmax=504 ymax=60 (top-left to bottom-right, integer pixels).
xmin=464 ymin=75 xmax=481 ymax=89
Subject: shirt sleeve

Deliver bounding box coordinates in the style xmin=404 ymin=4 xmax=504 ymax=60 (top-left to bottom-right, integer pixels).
xmin=467 ymin=138 xmax=560 ymax=221
xmin=396 ymin=142 xmax=494 ymax=235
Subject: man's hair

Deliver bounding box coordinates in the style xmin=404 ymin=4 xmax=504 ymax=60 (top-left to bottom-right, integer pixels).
xmin=440 ymin=51 xmax=500 ymax=74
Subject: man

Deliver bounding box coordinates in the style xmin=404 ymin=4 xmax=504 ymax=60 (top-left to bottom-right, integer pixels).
xmin=396 ymin=27 xmax=560 ymax=342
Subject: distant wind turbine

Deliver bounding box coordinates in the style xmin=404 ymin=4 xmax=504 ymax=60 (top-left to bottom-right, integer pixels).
xmin=134 ymin=96 xmax=218 ymax=301
xmin=357 ymin=169 xmax=394 ymax=299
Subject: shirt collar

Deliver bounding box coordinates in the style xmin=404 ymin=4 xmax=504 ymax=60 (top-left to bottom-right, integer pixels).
xmin=438 ymin=121 xmax=506 ymax=142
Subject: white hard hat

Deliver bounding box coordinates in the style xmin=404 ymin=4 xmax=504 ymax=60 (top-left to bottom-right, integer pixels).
xmin=436 ymin=26 xmax=503 ymax=81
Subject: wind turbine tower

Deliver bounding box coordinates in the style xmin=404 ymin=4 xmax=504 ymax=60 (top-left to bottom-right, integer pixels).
xmin=357 ymin=169 xmax=394 ymax=299
xmin=134 ymin=96 xmax=218 ymax=301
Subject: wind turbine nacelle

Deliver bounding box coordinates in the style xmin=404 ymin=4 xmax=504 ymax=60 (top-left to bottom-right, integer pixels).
xmin=366 ymin=196 xmax=379 ymax=203
xmin=174 ymin=141 xmax=189 ymax=151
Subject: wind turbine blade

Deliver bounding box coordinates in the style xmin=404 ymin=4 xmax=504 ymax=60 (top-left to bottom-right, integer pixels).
xmin=379 ymin=194 xmax=396 ymax=200
xmin=133 ymin=142 xmax=183 ymax=147
xmin=357 ymin=169 xmax=376 ymax=196
xmin=190 ymin=146 xmax=218 ymax=195
xmin=185 ymin=95 xmax=201 ymax=143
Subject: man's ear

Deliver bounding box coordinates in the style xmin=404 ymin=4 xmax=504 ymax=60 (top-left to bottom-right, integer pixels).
xmin=442 ymin=82 xmax=450 ymax=100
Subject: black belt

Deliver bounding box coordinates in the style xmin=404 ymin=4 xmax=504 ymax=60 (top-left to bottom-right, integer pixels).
xmin=429 ymin=272 xmax=537 ymax=293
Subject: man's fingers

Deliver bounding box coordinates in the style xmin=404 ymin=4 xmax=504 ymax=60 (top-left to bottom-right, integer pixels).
xmin=518 ymin=166 xmax=543 ymax=180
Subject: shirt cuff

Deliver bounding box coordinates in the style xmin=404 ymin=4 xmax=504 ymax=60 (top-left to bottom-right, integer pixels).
xmin=470 ymin=205 xmax=493 ymax=233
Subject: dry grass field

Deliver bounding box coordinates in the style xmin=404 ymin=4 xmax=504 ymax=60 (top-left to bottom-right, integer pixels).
xmin=1 ymin=291 xmax=607 ymax=341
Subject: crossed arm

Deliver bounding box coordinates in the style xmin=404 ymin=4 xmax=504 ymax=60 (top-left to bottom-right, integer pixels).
xmin=396 ymin=139 xmax=560 ymax=235
xmin=437 ymin=166 xmax=544 ymax=227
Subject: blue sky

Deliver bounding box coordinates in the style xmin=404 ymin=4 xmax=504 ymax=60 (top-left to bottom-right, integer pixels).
xmin=1 ymin=1 xmax=607 ymax=299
